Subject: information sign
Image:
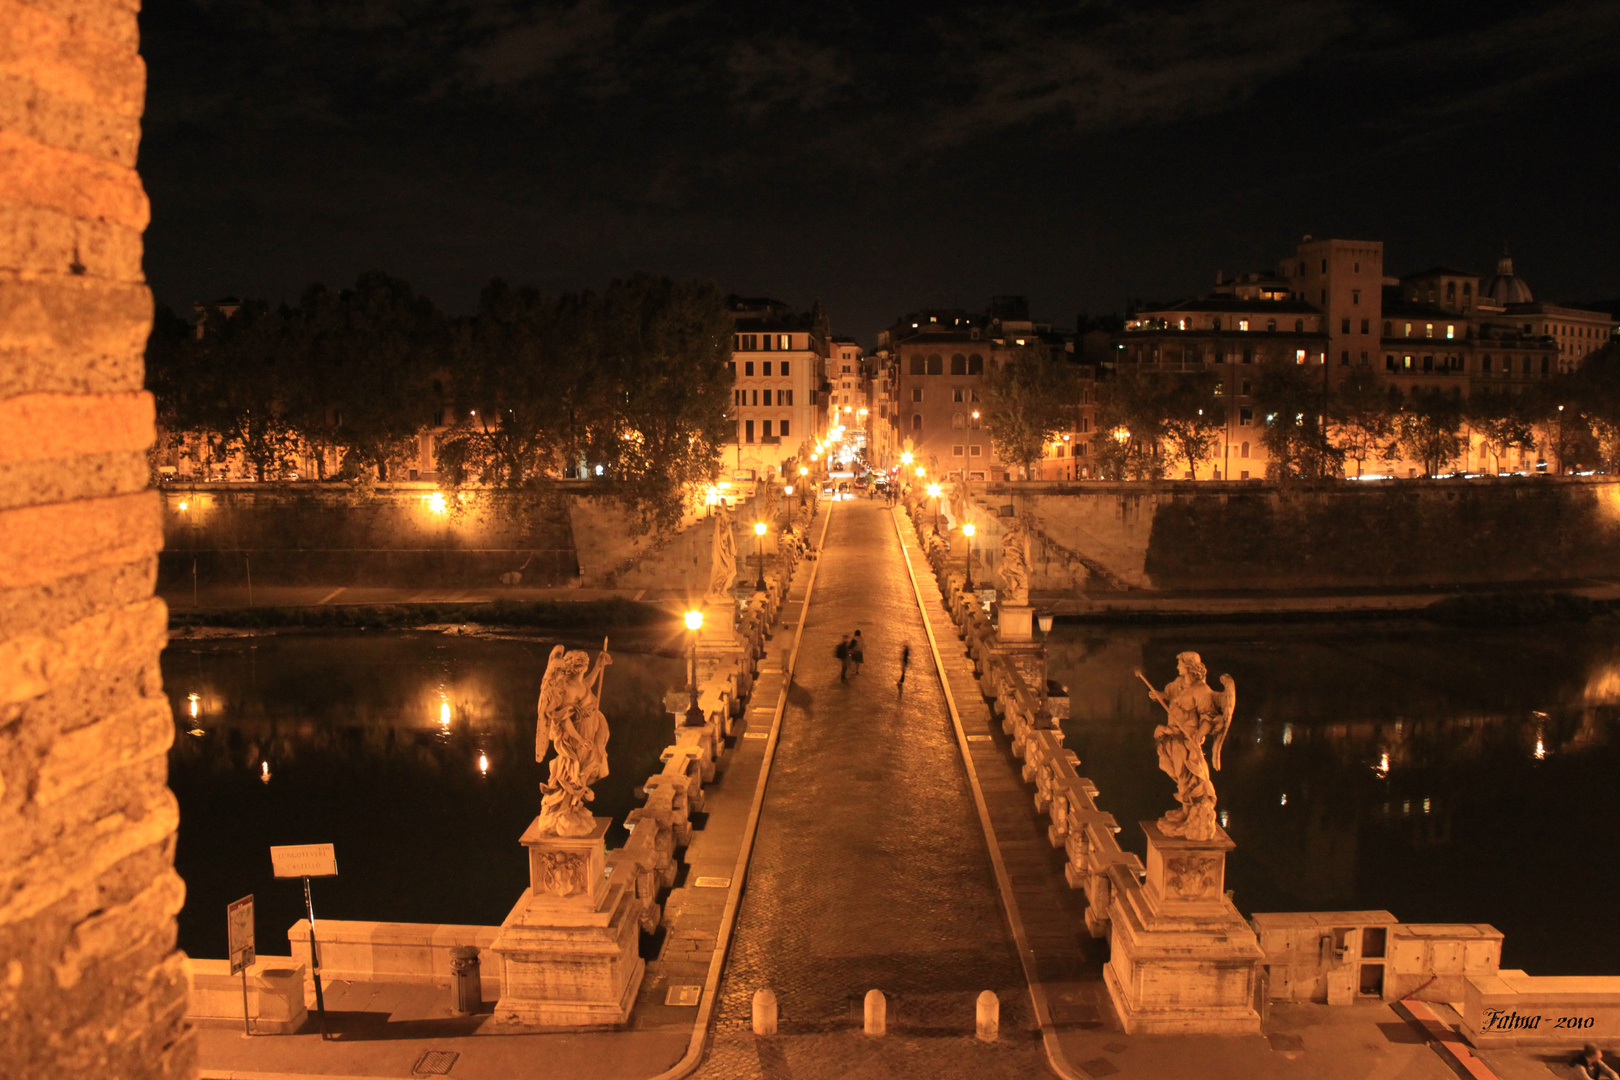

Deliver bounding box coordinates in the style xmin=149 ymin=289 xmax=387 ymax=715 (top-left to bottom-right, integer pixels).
xmin=227 ymin=895 xmax=256 ymax=975
xmin=270 ymin=843 xmax=338 ymax=878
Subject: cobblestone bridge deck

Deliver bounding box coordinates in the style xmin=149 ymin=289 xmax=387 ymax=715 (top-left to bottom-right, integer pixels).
xmin=695 ymin=500 xmax=1049 ymax=1078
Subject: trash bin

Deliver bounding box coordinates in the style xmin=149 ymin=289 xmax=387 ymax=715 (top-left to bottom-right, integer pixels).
xmin=450 ymin=946 xmax=481 ymax=1014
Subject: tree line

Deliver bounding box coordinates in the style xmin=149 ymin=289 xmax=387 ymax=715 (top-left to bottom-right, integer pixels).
xmin=147 ymin=271 xmax=735 ymax=530
xmin=980 ymin=345 xmax=1620 ymax=482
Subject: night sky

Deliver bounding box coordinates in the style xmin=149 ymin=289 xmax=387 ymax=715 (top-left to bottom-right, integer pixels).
xmin=139 ymin=0 xmax=1620 ymax=341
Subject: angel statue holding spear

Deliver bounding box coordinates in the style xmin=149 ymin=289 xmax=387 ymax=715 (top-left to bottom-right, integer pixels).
xmin=1134 ymin=652 xmax=1235 ymax=842
xmin=535 ymin=639 xmax=613 ymax=837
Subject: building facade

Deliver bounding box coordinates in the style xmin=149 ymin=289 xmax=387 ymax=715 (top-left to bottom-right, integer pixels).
xmin=725 ymin=297 xmax=831 ymax=479
xmin=879 ymin=298 xmax=1069 ymax=483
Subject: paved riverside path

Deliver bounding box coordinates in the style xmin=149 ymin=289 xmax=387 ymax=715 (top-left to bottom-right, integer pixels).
xmin=693 ymin=499 xmax=1049 ymax=1079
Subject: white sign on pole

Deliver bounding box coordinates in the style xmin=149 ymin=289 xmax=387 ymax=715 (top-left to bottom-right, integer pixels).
xmin=227 ymin=895 xmax=256 ymax=975
xmin=270 ymin=843 xmax=338 ymax=879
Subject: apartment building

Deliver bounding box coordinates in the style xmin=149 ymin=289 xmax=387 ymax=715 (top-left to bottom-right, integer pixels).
xmin=725 ymin=296 xmax=831 ymax=478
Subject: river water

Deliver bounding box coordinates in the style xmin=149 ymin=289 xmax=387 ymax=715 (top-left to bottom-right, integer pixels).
xmin=162 ymin=629 xmax=683 ymax=961
xmin=165 ymin=620 xmax=1617 ymax=977
xmin=1048 ymin=620 xmax=1620 ymax=976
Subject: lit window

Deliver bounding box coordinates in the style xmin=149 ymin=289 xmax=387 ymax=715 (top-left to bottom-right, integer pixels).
xmin=1446 ymin=325 xmax=1455 ymax=340
xmin=1238 ymin=320 xmax=1250 ymax=332
xmin=1296 ymin=349 xmax=1307 ymax=364
xmin=1426 ymin=323 xmax=1434 ymax=338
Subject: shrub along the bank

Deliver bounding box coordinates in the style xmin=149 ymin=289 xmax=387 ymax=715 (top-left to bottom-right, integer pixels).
xmin=1424 ymin=590 xmax=1598 ymax=626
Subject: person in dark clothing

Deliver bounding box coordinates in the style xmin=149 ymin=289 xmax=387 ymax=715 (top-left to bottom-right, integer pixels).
xmin=1574 ymin=1044 xmax=1619 ymax=1080
xmin=850 ymin=630 xmax=864 ymax=676
xmin=835 ymin=634 xmax=851 ymax=681
xmin=898 ymin=642 xmax=911 ymax=688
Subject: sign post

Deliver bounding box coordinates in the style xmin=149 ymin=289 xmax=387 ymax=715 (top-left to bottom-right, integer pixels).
xmin=227 ymin=895 xmax=256 ymax=1036
xmin=271 ymin=844 xmax=338 ymax=1039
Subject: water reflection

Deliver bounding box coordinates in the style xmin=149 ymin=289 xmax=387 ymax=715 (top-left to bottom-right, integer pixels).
xmin=164 ymin=629 xmax=681 ymax=962
xmin=1049 ymin=621 xmax=1620 ymax=976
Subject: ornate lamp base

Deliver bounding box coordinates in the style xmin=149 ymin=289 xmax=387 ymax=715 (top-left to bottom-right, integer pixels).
xmin=488 ymin=817 xmax=644 ymax=1028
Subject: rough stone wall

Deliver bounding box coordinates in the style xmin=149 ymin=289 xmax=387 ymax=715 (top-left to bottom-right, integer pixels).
xmin=993 ymin=479 xmax=1620 ymax=594
xmin=0 ymin=1 xmax=193 ymax=1076
xmin=160 ymin=485 xmax=578 ymax=588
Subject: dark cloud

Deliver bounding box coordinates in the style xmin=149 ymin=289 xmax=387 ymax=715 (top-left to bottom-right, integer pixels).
xmin=139 ymin=0 xmax=1620 ymax=336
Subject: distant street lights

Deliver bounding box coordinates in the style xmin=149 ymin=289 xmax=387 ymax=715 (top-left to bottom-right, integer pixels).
xmin=962 ymin=521 xmax=975 ymax=590
xmin=683 ymin=609 xmax=704 ymax=726
xmin=754 ymin=521 xmax=768 ymax=592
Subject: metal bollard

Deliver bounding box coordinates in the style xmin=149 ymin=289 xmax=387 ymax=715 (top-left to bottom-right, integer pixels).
xmin=449 ymin=945 xmax=481 ymax=1015
xmin=976 ymin=990 xmax=999 ymax=1042
xmin=752 ymin=988 xmax=778 ymax=1036
xmin=863 ymin=989 xmax=886 ymax=1036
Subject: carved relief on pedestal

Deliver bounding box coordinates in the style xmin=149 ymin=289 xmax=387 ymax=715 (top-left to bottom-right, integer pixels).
xmin=537 ymin=852 xmax=586 ymax=898
xmin=1163 ymin=855 xmax=1219 ymax=900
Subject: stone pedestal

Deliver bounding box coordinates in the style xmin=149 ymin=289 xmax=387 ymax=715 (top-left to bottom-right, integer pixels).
xmin=1104 ymin=822 xmax=1262 ymax=1034
xmin=697 ymin=601 xmax=744 ymax=657
xmin=997 ymin=603 xmax=1034 ymax=642
xmin=489 ymin=817 xmax=644 ymax=1028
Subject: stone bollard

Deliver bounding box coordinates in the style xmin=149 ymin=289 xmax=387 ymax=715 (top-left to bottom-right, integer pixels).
xmin=863 ymin=989 xmax=886 ymax=1036
xmin=752 ymin=988 xmax=778 ymax=1036
xmin=975 ymin=990 xmax=999 ymax=1042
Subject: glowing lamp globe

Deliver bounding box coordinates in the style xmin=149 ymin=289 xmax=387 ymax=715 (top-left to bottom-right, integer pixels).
xmin=962 ymin=523 xmax=975 ymax=538
xmin=754 ymin=521 xmax=767 ymax=536
xmin=684 ymin=610 xmax=703 ymax=631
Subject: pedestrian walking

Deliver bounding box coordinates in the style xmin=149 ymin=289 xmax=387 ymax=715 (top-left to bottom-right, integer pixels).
xmin=850 ymin=630 xmax=864 ymax=676
xmin=835 ymin=634 xmax=851 ymax=682
xmin=897 ymin=642 xmax=911 ymax=688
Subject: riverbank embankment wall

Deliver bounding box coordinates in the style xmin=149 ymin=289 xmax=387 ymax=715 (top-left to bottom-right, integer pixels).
xmin=978 ymin=477 xmax=1620 ymax=594
xmin=157 ymin=482 xmax=725 ymax=591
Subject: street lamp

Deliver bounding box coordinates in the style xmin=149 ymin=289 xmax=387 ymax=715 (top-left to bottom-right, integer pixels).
xmin=927 ymin=482 xmax=942 ymax=532
xmin=962 ymin=521 xmax=975 ymax=589
xmin=683 ymin=609 xmax=704 ymax=726
xmin=754 ymin=521 xmax=767 ymax=592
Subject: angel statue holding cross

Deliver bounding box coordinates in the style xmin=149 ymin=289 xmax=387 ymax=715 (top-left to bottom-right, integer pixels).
xmin=1134 ymin=651 xmax=1235 ymax=842
xmin=535 ymin=642 xmax=613 ymax=837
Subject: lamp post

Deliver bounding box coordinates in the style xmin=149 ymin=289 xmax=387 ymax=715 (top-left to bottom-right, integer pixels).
xmin=797 ymin=465 xmax=809 ymax=508
xmin=962 ymin=521 xmax=975 ymax=590
xmin=683 ymin=609 xmax=704 ymax=726
xmin=754 ymin=521 xmax=767 ymax=592
xmin=927 ymin=482 xmax=942 ymax=532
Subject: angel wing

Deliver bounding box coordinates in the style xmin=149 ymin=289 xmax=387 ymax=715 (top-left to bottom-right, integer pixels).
xmin=1210 ymin=673 xmax=1236 ymax=771
xmin=535 ymin=644 xmax=567 ymax=762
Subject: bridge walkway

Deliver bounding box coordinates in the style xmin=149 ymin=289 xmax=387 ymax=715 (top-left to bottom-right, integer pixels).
xmin=692 ymin=498 xmax=1048 ymax=1078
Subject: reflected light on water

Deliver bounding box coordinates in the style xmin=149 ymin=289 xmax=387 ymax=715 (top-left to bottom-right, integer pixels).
xmin=439 ymin=699 xmax=451 ymax=726
xmin=1374 ymin=750 xmax=1390 ymax=777
xmin=188 ymin=693 xmax=200 ymax=719
xmin=260 ymin=761 xmax=271 ymax=784
xmin=1282 ymin=722 xmax=1292 ymax=746
xmin=478 ymin=752 xmax=489 ymax=776
xmin=1534 ymin=736 xmax=1547 ymax=760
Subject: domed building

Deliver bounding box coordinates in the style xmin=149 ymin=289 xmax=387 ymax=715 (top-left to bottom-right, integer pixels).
xmin=1478 ymin=252 xmax=1616 ymax=373
xmin=1480 ymin=253 xmax=1534 ymax=306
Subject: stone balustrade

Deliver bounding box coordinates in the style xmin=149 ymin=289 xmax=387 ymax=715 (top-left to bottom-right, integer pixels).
xmin=609 ymin=511 xmax=809 ymax=941
xmin=901 ymin=504 xmax=1142 ymax=940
